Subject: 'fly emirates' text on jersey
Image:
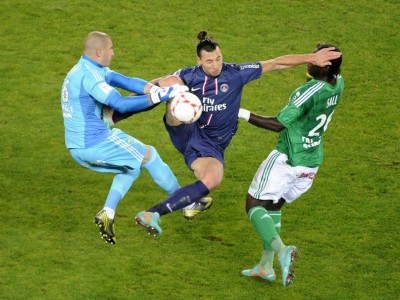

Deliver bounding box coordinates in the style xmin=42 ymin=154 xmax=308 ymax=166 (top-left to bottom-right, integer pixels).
xmin=175 ymin=62 xmax=262 ymax=149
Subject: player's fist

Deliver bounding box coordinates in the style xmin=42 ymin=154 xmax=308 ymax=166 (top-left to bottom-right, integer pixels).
xmin=150 ymin=84 xmax=189 ymax=104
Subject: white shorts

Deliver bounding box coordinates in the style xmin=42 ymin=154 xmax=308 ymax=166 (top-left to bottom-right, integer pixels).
xmin=248 ymin=150 xmax=318 ymax=204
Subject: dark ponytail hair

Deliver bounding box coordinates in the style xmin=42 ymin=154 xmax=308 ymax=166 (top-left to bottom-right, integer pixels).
xmin=196 ymin=31 xmax=219 ymax=57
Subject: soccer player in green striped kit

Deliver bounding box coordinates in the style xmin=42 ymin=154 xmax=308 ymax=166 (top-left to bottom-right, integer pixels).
xmin=239 ymin=44 xmax=343 ymax=286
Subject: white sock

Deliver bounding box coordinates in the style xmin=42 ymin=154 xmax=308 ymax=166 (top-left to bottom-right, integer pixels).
xmin=104 ymin=207 xmax=115 ymax=219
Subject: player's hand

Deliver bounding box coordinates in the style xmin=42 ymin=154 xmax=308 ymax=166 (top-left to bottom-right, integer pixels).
xmin=313 ymin=47 xmax=342 ymax=67
xmin=150 ymin=84 xmax=189 ymax=104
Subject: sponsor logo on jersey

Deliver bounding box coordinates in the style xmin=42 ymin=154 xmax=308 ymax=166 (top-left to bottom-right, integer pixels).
xmin=291 ymin=91 xmax=301 ymax=102
xmin=297 ymin=172 xmax=316 ymax=179
xmin=62 ymin=102 xmax=73 ymax=118
xmin=202 ymin=97 xmax=227 ymax=112
xmin=191 ymin=87 xmax=201 ymax=92
xmin=239 ymin=63 xmax=260 ymax=70
xmin=302 ymin=136 xmax=321 ymax=149
xmin=99 ymin=82 xmax=112 ymax=95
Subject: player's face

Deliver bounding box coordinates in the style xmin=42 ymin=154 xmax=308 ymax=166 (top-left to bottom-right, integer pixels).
xmin=99 ymin=39 xmax=114 ymax=67
xmin=197 ymin=47 xmax=223 ymax=77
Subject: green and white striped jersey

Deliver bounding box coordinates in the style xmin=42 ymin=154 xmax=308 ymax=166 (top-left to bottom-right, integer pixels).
xmin=276 ymin=75 xmax=344 ymax=167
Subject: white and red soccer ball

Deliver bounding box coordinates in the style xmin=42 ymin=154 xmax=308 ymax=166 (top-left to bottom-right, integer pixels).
xmin=170 ymin=92 xmax=203 ymax=124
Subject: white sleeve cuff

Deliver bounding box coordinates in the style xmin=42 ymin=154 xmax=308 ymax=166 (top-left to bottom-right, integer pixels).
xmin=238 ymin=108 xmax=250 ymax=121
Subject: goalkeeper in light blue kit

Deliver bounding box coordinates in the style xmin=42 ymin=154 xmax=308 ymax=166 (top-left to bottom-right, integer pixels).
xmin=239 ymin=44 xmax=343 ymax=286
xmin=60 ymin=31 xmax=187 ymax=245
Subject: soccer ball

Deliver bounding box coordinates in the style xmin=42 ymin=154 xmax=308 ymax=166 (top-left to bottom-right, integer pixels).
xmin=170 ymin=92 xmax=203 ymax=124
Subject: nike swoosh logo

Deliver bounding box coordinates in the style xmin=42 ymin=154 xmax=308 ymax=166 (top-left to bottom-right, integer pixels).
xmin=143 ymin=212 xmax=153 ymax=222
xmin=191 ymin=87 xmax=201 ymax=92
xmin=166 ymin=203 xmax=173 ymax=212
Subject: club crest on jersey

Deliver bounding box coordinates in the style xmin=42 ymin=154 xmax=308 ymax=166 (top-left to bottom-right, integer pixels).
xmin=220 ymin=84 xmax=229 ymax=93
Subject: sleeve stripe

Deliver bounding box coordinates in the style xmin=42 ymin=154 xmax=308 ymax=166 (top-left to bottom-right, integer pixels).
xmin=293 ymin=82 xmax=324 ymax=107
xmin=85 ymin=63 xmax=103 ymax=82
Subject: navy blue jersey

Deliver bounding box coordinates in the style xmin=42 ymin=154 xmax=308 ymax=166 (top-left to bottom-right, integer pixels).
xmin=174 ymin=62 xmax=262 ymax=148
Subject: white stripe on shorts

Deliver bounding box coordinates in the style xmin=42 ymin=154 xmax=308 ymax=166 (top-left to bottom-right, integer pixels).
xmin=253 ymin=151 xmax=280 ymax=199
xmin=108 ymin=134 xmax=144 ymax=161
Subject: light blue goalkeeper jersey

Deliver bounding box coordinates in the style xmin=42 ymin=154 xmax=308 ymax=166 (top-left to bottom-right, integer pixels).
xmin=61 ymin=55 xmax=146 ymax=149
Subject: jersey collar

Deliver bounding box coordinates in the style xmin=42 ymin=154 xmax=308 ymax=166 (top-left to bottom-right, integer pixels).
xmin=82 ymin=55 xmax=104 ymax=68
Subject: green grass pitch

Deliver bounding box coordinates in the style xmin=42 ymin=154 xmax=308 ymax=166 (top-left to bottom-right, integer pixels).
xmin=1 ymin=0 xmax=399 ymax=299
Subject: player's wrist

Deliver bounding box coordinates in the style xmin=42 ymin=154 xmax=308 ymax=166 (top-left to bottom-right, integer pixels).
xmin=150 ymin=92 xmax=162 ymax=104
xmin=150 ymin=84 xmax=189 ymax=105
xmin=238 ymin=108 xmax=251 ymax=121
xmin=149 ymin=84 xmax=161 ymax=94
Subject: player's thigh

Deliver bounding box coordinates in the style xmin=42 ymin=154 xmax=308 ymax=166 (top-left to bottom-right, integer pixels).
xmin=70 ymin=129 xmax=147 ymax=173
xmin=248 ymin=150 xmax=294 ymax=203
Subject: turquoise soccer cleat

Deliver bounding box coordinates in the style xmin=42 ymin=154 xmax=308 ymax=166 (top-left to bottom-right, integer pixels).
xmin=135 ymin=211 xmax=162 ymax=236
xmin=279 ymin=245 xmax=298 ymax=286
xmin=242 ymin=265 xmax=276 ymax=282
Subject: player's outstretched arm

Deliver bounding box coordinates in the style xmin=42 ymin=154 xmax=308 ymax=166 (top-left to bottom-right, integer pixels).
xmin=238 ymin=108 xmax=285 ymax=132
xmin=105 ymin=84 xmax=188 ymax=114
xmin=151 ymin=75 xmax=184 ymax=87
xmin=260 ymin=47 xmax=342 ymax=73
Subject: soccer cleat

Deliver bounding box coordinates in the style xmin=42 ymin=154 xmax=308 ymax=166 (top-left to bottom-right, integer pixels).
xmin=279 ymin=245 xmax=298 ymax=286
xmin=94 ymin=209 xmax=116 ymax=245
xmin=135 ymin=211 xmax=162 ymax=236
xmin=241 ymin=265 xmax=276 ymax=282
xmin=183 ymin=197 xmax=213 ymax=220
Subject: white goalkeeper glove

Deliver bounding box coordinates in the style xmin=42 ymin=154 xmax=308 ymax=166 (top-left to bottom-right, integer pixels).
xmin=150 ymin=84 xmax=189 ymax=104
xmin=238 ymin=108 xmax=250 ymax=121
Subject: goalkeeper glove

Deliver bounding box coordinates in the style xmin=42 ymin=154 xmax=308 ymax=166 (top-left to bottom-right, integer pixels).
xmin=150 ymin=84 xmax=188 ymax=104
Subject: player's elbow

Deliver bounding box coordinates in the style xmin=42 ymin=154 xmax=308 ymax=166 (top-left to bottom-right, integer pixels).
xmin=273 ymin=123 xmax=285 ymax=132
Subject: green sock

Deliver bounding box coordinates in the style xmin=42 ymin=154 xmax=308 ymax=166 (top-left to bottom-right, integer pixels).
xmin=260 ymin=249 xmax=274 ymax=270
xmin=259 ymin=210 xmax=282 ymax=269
xmin=248 ymin=206 xmax=277 ymax=244
xmin=271 ymin=235 xmax=286 ymax=258
xmin=248 ymin=206 xmax=280 ymax=267
xmin=268 ymin=210 xmax=281 ymax=234
xmin=248 ymin=206 xmax=286 ymax=259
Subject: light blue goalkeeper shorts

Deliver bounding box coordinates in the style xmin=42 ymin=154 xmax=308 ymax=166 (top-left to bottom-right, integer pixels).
xmin=69 ymin=128 xmax=146 ymax=174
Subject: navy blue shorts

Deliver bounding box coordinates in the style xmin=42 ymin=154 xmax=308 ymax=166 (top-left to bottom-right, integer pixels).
xmin=164 ymin=117 xmax=225 ymax=168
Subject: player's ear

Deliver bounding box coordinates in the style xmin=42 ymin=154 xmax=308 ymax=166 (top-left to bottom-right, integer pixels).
xmin=96 ymin=48 xmax=103 ymax=57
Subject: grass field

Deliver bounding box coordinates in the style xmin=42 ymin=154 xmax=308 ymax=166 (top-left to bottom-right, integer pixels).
xmin=1 ymin=0 xmax=399 ymax=299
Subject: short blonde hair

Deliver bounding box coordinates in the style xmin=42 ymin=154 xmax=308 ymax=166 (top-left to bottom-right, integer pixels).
xmin=83 ymin=31 xmax=111 ymax=54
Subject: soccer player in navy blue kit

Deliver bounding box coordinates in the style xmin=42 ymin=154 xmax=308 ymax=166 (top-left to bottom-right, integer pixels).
xmin=134 ymin=31 xmax=341 ymax=236
xmin=61 ymin=31 xmax=188 ymax=244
